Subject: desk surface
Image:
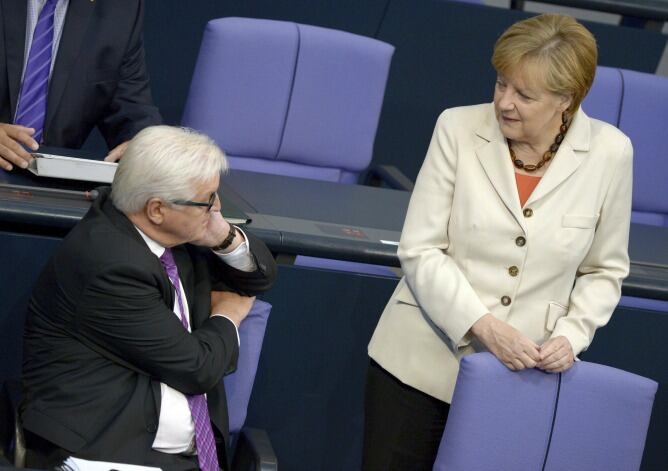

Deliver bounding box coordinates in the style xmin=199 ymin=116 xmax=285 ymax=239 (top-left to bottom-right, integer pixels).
xmin=514 ymin=0 xmax=668 ymax=21
xmin=0 ymin=166 xmax=667 ymax=299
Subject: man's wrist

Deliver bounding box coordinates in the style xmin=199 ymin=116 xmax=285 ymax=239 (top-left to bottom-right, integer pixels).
xmin=212 ymin=224 xmax=237 ymax=251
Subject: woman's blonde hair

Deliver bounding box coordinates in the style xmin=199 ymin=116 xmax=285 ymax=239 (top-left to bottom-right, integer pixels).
xmin=491 ymin=13 xmax=597 ymax=114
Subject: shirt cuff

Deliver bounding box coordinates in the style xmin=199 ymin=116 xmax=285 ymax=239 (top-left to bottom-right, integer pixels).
xmin=211 ymin=313 xmax=240 ymax=346
xmin=213 ymin=226 xmax=257 ymax=272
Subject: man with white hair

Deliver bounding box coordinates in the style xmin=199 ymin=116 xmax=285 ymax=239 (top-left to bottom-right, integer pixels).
xmin=20 ymin=126 xmax=277 ymax=471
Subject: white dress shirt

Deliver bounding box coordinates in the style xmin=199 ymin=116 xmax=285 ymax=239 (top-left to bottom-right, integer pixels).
xmin=133 ymin=226 xmax=255 ymax=454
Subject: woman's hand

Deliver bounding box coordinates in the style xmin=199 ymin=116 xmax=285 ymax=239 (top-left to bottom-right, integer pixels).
xmin=537 ymin=336 xmax=574 ymax=373
xmin=471 ymin=314 xmax=541 ymax=371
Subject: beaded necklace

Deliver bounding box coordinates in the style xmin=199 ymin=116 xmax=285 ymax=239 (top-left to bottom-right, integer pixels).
xmin=509 ymin=112 xmax=571 ymax=173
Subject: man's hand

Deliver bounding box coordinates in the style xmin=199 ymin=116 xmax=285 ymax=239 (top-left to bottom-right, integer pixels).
xmin=538 ymin=336 xmax=574 ymax=373
xmin=471 ymin=314 xmax=541 ymax=371
xmin=104 ymin=140 xmax=129 ymax=162
xmin=192 ymin=203 xmax=244 ymax=252
xmin=192 ymin=207 xmax=232 ymax=247
xmin=0 ymin=123 xmax=39 ymax=171
xmin=210 ymin=291 xmax=255 ymax=327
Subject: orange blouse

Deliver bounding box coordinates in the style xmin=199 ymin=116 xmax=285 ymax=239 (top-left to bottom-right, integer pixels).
xmin=515 ymin=172 xmax=541 ymax=207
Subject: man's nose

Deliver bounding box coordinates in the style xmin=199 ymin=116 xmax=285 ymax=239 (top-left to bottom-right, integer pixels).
xmin=211 ymin=193 xmax=222 ymax=212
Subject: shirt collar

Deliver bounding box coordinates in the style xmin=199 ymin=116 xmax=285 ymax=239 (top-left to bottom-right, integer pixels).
xmin=134 ymin=226 xmax=166 ymax=259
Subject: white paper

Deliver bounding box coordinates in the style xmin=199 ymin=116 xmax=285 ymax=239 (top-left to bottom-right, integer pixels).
xmin=29 ymin=153 xmax=117 ymax=183
xmin=61 ymin=456 xmax=161 ymax=471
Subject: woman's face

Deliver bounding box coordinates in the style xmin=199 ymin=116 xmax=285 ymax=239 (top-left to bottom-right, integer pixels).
xmin=493 ymin=66 xmax=572 ymax=148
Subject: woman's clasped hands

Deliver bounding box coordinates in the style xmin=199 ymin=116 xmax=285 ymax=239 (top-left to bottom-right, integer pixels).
xmin=470 ymin=314 xmax=574 ymax=373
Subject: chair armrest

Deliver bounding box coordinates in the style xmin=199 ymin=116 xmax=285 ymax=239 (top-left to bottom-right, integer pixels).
xmin=364 ymin=164 xmax=414 ymax=191
xmin=231 ymin=427 xmax=278 ymax=471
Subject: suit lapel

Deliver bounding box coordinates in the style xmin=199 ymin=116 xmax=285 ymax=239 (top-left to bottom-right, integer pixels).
xmin=2 ymin=0 xmax=27 ymax=118
xmin=45 ymin=0 xmax=95 ymax=134
xmin=525 ymin=108 xmax=590 ymax=206
xmin=475 ymin=108 xmax=526 ymax=232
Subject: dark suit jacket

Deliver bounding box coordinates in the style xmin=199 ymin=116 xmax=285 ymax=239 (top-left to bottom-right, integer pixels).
xmin=0 ymin=0 xmax=161 ymax=149
xmin=20 ymin=187 xmax=277 ymax=468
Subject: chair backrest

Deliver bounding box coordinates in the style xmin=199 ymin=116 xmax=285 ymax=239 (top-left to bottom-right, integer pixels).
xmin=582 ymin=66 xmax=668 ymax=227
xmin=182 ymin=17 xmax=394 ymax=184
xmin=617 ymin=69 xmax=668 ymax=226
xmin=224 ymin=299 xmax=272 ymax=434
xmin=434 ymin=352 xmax=657 ymax=471
xmin=581 ymin=65 xmax=623 ymax=127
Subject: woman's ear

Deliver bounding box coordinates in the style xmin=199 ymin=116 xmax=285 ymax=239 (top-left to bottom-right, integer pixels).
xmin=559 ymin=93 xmax=574 ymax=113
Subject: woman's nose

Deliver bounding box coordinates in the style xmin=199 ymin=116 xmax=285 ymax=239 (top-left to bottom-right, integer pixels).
xmin=497 ymin=90 xmax=515 ymax=111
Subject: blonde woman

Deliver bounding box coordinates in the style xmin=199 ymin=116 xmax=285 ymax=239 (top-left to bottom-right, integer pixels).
xmin=364 ymin=14 xmax=632 ymax=470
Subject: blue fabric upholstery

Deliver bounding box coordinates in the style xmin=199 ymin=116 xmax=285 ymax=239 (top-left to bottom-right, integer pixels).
xmin=434 ymin=353 xmax=657 ymax=471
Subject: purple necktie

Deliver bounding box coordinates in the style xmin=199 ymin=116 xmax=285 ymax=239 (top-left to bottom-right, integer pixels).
xmin=160 ymin=248 xmax=220 ymax=471
xmin=14 ymin=0 xmax=58 ymax=143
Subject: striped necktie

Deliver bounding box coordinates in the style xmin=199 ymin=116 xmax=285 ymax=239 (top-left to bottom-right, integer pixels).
xmin=160 ymin=248 xmax=220 ymax=471
xmin=14 ymin=0 xmax=58 ymax=143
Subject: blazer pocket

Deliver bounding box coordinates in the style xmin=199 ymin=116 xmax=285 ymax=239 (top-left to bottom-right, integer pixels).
xmin=562 ymin=214 xmax=598 ymax=229
xmin=545 ymin=302 xmax=568 ymax=332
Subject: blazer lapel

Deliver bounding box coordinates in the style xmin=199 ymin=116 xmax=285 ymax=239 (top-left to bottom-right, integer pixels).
xmin=525 ymin=108 xmax=590 ymax=207
xmin=2 ymin=0 xmax=27 ymax=118
xmin=475 ymin=107 xmax=527 ymax=232
xmin=45 ymin=0 xmax=95 ymax=133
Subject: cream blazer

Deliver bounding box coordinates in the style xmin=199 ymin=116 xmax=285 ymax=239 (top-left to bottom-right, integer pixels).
xmin=368 ymin=103 xmax=632 ymax=403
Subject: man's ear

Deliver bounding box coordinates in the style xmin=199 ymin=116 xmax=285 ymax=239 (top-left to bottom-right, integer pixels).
xmin=145 ymin=198 xmax=166 ymax=225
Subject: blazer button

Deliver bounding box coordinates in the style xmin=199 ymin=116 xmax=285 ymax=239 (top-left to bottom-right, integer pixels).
xmin=508 ymin=266 xmax=519 ymax=277
xmin=523 ymin=208 xmax=533 ymax=217
xmin=515 ymin=236 xmax=526 ymax=247
xmin=501 ymin=296 xmax=512 ymax=306
xmin=146 ymin=423 xmax=157 ymax=433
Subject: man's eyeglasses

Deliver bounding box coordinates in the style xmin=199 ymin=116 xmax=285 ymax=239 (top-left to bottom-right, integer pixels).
xmin=170 ymin=192 xmax=217 ymax=212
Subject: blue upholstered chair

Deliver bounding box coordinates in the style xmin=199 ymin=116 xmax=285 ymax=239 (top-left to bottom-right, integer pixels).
xmin=433 ymin=352 xmax=657 ymax=471
xmin=583 ymin=66 xmax=668 ymax=227
xmin=582 ymin=66 xmax=668 ymax=313
xmin=224 ymin=299 xmax=277 ymax=471
xmin=183 ymin=17 xmax=400 ymax=276
xmin=182 ymin=17 xmax=394 ymax=185
xmin=581 ymin=65 xmax=623 ymax=127
xmin=617 ymin=68 xmax=668 ymax=228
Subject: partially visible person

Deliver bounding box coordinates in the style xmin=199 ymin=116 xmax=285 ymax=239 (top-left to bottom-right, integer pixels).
xmin=21 ymin=126 xmax=276 ymax=471
xmin=364 ymin=14 xmax=632 ymax=470
xmin=0 ymin=0 xmax=161 ymax=171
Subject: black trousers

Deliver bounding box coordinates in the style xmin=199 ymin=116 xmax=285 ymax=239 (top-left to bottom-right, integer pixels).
xmin=362 ymin=359 xmax=450 ymax=471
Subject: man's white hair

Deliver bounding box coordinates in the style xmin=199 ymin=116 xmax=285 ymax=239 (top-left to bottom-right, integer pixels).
xmin=111 ymin=126 xmax=227 ymax=214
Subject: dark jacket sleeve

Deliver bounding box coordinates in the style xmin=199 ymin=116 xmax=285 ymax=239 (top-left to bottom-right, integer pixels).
xmin=97 ymin=0 xmax=161 ymax=147
xmin=71 ymin=261 xmax=238 ymax=396
xmin=193 ymin=231 xmax=278 ymax=296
